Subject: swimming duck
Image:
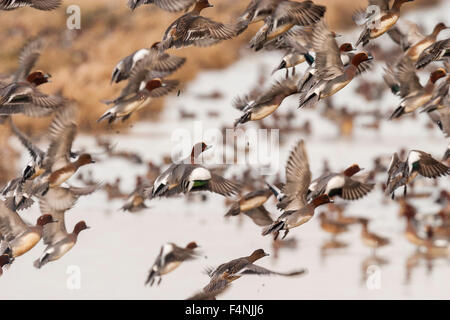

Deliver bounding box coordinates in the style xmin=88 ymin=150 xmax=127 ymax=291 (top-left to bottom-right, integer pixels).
xmin=386 ymin=150 xmax=450 ymax=198
xmin=318 ymin=212 xmax=349 ymax=241
xmin=416 ymin=38 xmax=450 ymax=69
xmin=111 ymin=42 xmax=186 ymax=84
xmin=359 ymin=218 xmax=390 ymax=255
xmin=145 ymin=242 xmax=199 ymax=286
xmin=249 ymin=1 xmax=326 ymax=51
xmin=307 ymin=164 xmax=375 ymax=201
xmin=299 ymin=21 xmax=373 ymax=108
xmin=127 ymin=0 xmax=196 ymax=12
xmin=224 ymin=188 xmax=274 ymax=226
xmin=159 ymin=0 xmax=239 ymax=51
xmin=33 ymin=193 xmax=92 ymax=268
xmin=233 ymin=77 xmax=299 ymax=128
xmin=263 ymin=140 xmax=333 ymax=240
xmin=99 ymin=57 xmax=179 ymax=123
xmin=0 ymin=0 xmax=61 ymax=10
xmin=0 ymin=200 xmax=56 ymax=260
xmin=0 ymin=254 xmax=9 ymax=276
xmin=385 ymin=62 xmax=447 ymax=119
xmin=354 ymin=0 xmax=414 ymax=47
xmin=206 ymin=249 xmax=306 ymax=282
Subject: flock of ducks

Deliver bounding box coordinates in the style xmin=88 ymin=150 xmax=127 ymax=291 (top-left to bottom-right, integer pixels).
xmin=0 ymin=0 xmax=449 ymax=299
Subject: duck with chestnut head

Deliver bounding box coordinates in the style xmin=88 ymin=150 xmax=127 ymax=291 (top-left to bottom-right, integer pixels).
xmin=0 ymin=38 xmax=66 ymax=117
xmin=0 ymin=199 xmax=56 ymax=261
xmin=299 ymin=52 xmax=373 ymax=108
xmin=148 ymin=142 xmax=240 ymax=198
xmin=307 ymin=164 xmax=375 ymax=202
xmin=127 ymin=0 xmax=196 ymax=12
xmin=298 ymin=21 xmax=373 ymax=108
xmin=99 ymin=56 xmax=179 ymax=123
xmin=159 ymin=0 xmax=239 ymax=51
xmin=249 ymin=0 xmax=326 ymax=51
xmin=264 ymin=140 xmax=333 ymax=240
xmin=354 ymin=0 xmax=415 ymax=47
xmin=206 ymin=248 xmax=306 ymax=283
xmin=34 ymin=200 xmax=91 ymax=268
xmin=110 ymin=42 xmax=186 ymax=84
xmin=0 ymin=70 xmax=65 ymax=111
xmin=145 ymin=241 xmax=200 ymax=286
xmin=387 ymin=63 xmax=447 ymax=119
xmin=402 ymin=22 xmax=449 ymax=62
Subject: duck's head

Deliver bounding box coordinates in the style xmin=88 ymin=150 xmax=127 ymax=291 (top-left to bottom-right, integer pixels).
xmin=73 ymin=221 xmax=90 ymax=235
xmin=393 ymin=0 xmax=414 ymax=7
xmin=191 ymin=142 xmax=211 ymax=157
xmin=77 ymin=153 xmax=95 ymax=166
xmin=145 ymin=78 xmax=163 ymax=92
xmin=193 ymin=0 xmax=213 ymax=13
xmin=339 ymin=43 xmax=355 ymax=53
xmin=351 ymin=52 xmax=373 ymax=67
xmin=358 ymin=217 xmax=369 ymax=226
xmin=150 ymin=42 xmax=161 ymax=50
xmin=186 ymin=241 xmax=198 ymax=249
xmin=430 ymin=68 xmax=446 ymax=83
xmin=36 ymin=214 xmax=57 ymax=227
xmin=249 ymin=249 xmax=269 ymax=262
xmin=311 ymin=194 xmax=333 ymax=208
xmin=433 ymin=22 xmax=448 ymax=35
xmin=26 ymin=71 xmax=51 ymax=86
xmin=0 ymin=254 xmax=10 ymax=268
xmin=343 ymin=164 xmax=363 ymax=177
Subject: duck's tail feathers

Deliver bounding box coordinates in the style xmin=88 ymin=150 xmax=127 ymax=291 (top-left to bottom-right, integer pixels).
xmin=266 ymin=182 xmax=284 ymax=202
xmin=299 ymin=92 xmax=319 ymax=109
xmin=145 ymin=270 xmax=157 ymax=286
xmin=234 ymin=112 xmax=251 ymax=129
xmin=262 ymin=220 xmax=285 ymax=236
xmin=33 ymin=254 xmax=48 ymax=269
xmin=225 ymin=203 xmax=241 ymax=217
xmin=355 ymin=28 xmax=370 ymax=47
xmin=97 ymin=111 xmax=116 ymax=124
xmin=389 ymin=106 xmax=405 ymax=120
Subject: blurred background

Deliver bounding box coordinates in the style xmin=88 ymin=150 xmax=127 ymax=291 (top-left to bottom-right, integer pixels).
xmin=0 ymin=0 xmax=448 ymax=299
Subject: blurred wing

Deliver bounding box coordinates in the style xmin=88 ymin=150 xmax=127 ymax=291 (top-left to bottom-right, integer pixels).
xmin=153 ymin=0 xmax=196 ymax=12
xmin=0 ymin=200 xmax=28 ymax=242
xmin=39 ymin=210 xmax=67 ymax=245
xmin=237 ymin=263 xmax=307 ymax=277
xmin=416 ymin=152 xmax=450 ymax=178
xmin=13 ymin=38 xmax=46 ymax=81
xmin=341 ymin=179 xmax=375 ymax=200
xmin=44 ymin=105 xmax=78 ymax=172
xmin=282 ymin=140 xmax=312 ymax=209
